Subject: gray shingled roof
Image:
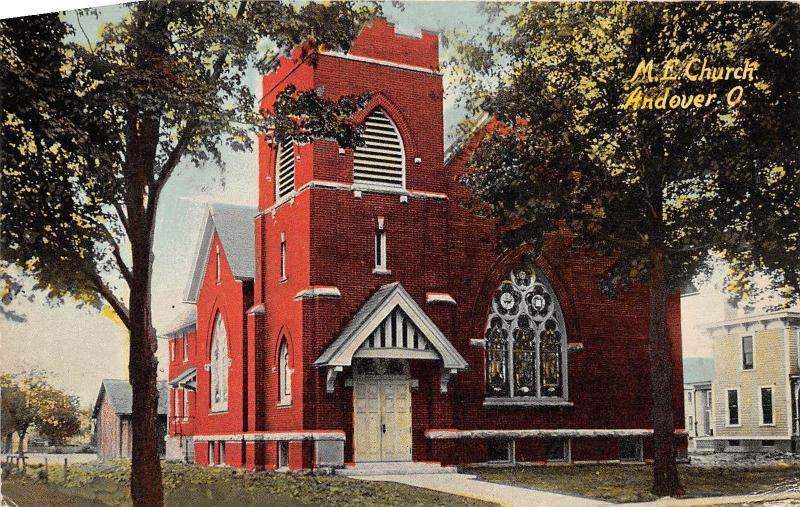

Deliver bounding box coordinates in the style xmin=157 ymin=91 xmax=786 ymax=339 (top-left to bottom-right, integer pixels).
xmin=162 ymin=305 xmax=197 ymax=337
xmin=210 ymin=203 xmax=256 ymax=279
xmin=315 ymin=282 xmax=468 ymax=370
xmin=93 ymin=379 xmax=169 ymax=417
xmin=183 ymin=203 xmax=257 ymax=302
xmin=315 ymin=283 xmax=400 ymax=367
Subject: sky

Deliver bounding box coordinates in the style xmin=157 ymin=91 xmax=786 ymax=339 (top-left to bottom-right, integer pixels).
xmin=0 ymin=1 xmax=490 ymax=406
xmin=0 ymin=1 xmax=738 ymax=406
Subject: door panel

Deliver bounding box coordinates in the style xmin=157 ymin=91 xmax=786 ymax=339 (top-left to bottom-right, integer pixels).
xmin=353 ymin=378 xmax=412 ymax=462
xmin=380 ymin=381 xmax=412 ymax=461
xmin=354 ymin=380 xmax=382 ymax=462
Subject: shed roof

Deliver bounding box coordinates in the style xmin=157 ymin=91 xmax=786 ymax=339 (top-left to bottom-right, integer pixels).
xmin=92 ymin=379 xmax=169 ymax=418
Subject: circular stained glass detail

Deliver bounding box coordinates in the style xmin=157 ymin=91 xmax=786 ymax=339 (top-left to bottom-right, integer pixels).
xmin=484 ymin=265 xmax=566 ymax=399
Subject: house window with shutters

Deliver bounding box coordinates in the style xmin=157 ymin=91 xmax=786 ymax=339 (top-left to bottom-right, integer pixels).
xmin=275 ymin=141 xmax=295 ymax=200
xmin=484 ymin=264 xmax=568 ymax=402
xmin=353 ymin=108 xmax=405 ymax=189
xmin=210 ymin=313 xmax=229 ymax=413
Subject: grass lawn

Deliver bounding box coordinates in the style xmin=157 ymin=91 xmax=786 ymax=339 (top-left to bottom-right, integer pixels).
xmin=461 ymin=464 xmax=800 ymax=503
xmin=1 ymin=462 xmax=494 ymax=507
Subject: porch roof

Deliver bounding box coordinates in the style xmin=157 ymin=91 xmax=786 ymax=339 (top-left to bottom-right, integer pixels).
xmin=314 ymin=282 xmax=468 ymax=371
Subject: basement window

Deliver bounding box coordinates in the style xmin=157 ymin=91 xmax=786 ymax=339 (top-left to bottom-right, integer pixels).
xmin=545 ymin=438 xmax=569 ymax=463
xmin=487 ymin=440 xmax=513 ymax=463
xmin=619 ymin=437 xmax=643 ymax=462
xmin=278 ymin=441 xmax=289 ymax=469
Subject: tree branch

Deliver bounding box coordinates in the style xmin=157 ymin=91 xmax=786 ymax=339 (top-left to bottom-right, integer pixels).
xmin=147 ymin=1 xmax=249 ymax=228
xmin=113 ymin=202 xmax=130 ymax=239
xmin=83 ymin=262 xmax=130 ymax=329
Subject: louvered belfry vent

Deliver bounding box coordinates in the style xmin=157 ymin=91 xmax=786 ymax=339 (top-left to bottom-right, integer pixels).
xmin=275 ymin=141 xmax=295 ymax=199
xmin=353 ymin=108 xmax=405 ymax=188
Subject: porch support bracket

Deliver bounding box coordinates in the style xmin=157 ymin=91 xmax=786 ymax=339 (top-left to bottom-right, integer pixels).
xmin=326 ymin=366 xmax=343 ymax=394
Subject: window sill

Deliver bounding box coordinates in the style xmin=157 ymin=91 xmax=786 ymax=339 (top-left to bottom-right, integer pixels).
xmin=759 ymin=423 xmax=776 ymax=427
xmin=372 ymin=268 xmax=392 ymax=275
xmin=483 ymin=398 xmax=573 ymax=407
xmin=277 ymin=401 xmax=292 ymax=409
xmin=280 ymin=277 xmax=288 ymax=284
xmin=209 ymin=409 xmax=228 ymax=415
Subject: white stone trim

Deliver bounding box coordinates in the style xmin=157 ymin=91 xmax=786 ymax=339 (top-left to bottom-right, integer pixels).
xmin=425 ymin=429 xmax=688 ymax=439
xmin=707 ymin=436 xmax=792 ymax=441
xmin=425 ymin=429 xmax=688 ymax=440
xmin=294 ymin=286 xmax=342 ymax=301
xmin=426 ymin=292 xmax=456 ymax=305
xmin=246 ymin=304 xmax=265 ymax=315
xmin=193 ymin=431 xmax=346 ymax=442
xmin=323 ymin=50 xmax=442 ymax=76
xmin=262 ymin=180 xmax=449 ymax=216
xmin=483 ymin=398 xmax=574 ymax=407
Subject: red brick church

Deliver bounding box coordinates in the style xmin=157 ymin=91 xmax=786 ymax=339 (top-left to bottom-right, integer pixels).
xmin=162 ymin=19 xmax=686 ymax=471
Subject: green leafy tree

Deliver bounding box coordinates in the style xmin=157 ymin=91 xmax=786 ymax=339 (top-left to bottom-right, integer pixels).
xmin=0 ymin=372 xmax=80 ymax=452
xmin=1 ymin=3 xmax=377 ymax=504
xmin=33 ymin=386 xmax=82 ymax=446
xmin=453 ymin=1 xmax=798 ymax=496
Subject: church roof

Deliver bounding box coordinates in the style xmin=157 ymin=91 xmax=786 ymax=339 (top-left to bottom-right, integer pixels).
xmin=161 ymin=305 xmax=197 ymax=337
xmin=314 ymin=282 xmax=468 ymax=370
xmin=184 ymin=203 xmax=257 ymax=303
xmin=92 ymin=379 xmax=168 ymax=418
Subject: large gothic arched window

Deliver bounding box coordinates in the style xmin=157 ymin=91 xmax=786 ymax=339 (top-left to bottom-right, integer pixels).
xmin=484 ymin=265 xmax=567 ymax=399
xmin=210 ymin=313 xmax=230 ymax=412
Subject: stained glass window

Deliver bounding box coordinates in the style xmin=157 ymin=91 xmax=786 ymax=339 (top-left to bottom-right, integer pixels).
xmin=484 ymin=265 xmax=567 ymax=399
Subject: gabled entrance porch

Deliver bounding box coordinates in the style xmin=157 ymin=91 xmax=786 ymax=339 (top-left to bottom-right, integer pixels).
xmin=314 ymin=283 xmax=468 ymax=467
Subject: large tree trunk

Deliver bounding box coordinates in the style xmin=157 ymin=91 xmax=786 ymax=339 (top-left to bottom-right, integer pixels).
xmin=648 ymin=251 xmax=684 ymax=497
xmin=128 ymin=228 xmax=163 ymax=506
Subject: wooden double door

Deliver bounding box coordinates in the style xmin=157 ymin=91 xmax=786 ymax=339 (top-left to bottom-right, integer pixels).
xmin=353 ymin=376 xmax=412 ymax=462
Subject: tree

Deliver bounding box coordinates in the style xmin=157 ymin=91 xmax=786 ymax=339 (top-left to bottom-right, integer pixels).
xmin=453 ymin=1 xmax=798 ymax=496
xmin=33 ymin=386 xmax=82 ymax=446
xmin=0 ymin=372 xmax=80 ymax=451
xmin=1 ymin=3 xmax=377 ymax=504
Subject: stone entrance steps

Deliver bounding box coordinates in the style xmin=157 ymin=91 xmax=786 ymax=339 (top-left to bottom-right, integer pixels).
xmin=336 ymin=461 xmax=460 ymax=476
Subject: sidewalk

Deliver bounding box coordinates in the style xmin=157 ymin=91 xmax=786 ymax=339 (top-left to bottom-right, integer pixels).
xmin=361 ymin=473 xmax=610 ymax=507
xmin=361 ymin=473 xmax=800 ymax=507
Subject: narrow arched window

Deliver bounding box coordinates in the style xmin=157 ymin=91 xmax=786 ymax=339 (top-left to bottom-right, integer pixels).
xmin=275 ymin=141 xmax=295 ymax=200
xmin=484 ymin=266 xmax=567 ymax=400
xmin=279 ymin=339 xmax=291 ymax=405
xmin=353 ymin=108 xmax=405 ymax=189
xmin=210 ymin=313 xmax=229 ymax=412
